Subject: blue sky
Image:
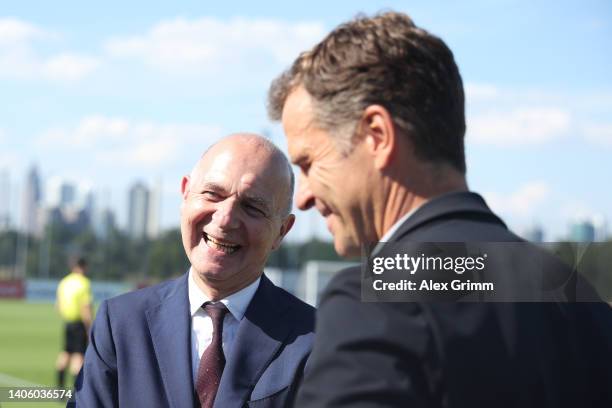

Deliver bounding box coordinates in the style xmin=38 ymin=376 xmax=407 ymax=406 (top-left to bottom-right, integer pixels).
xmin=1 ymin=0 xmax=611 ymax=242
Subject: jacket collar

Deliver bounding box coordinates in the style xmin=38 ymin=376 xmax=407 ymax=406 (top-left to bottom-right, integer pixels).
xmin=145 ymin=273 xmax=196 ymax=408
xmin=387 ymin=191 xmax=506 ymax=243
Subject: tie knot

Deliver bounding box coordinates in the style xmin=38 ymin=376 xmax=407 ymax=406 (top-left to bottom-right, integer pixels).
xmin=203 ymin=302 xmax=228 ymax=326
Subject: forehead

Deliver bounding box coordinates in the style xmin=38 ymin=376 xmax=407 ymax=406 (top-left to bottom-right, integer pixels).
xmin=282 ymin=87 xmax=342 ymax=166
xmin=281 ymin=87 xmax=317 ymax=162
xmin=193 ymin=143 xmax=285 ymax=199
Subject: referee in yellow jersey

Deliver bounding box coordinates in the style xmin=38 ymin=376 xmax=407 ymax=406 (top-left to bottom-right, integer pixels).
xmin=55 ymin=257 xmax=93 ymax=388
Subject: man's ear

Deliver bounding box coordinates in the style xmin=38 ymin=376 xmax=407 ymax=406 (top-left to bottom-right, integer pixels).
xmin=180 ymin=176 xmax=190 ymax=199
xmin=360 ymin=104 xmax=396 ymax=170
xmin=272 ymin=214 xmax=296 ymax=250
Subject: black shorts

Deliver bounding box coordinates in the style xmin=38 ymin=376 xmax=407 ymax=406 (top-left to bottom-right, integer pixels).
xmin=63 ymin=321 xmax=88 ymax=354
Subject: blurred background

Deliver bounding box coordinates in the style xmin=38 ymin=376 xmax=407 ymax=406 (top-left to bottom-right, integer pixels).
xmin=0 ymin=1 xmax=611 ymax=404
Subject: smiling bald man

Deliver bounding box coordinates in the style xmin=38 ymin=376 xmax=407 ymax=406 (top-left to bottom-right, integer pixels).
xmin=73 ymin=134 xmax=315 ymax=408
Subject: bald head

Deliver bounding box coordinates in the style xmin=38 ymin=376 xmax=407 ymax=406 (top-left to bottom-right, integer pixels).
xmin=192 ymin=133 xmax=294 ymax=217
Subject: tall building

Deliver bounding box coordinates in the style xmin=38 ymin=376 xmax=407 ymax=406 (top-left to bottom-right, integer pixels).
xmin=59 ymin=182 xmax=77 ymax=207
xmin=591 ymin=215 xmax=608 ymax=241
xmin=21 ymin=165 xmax=42 ymax=236
xmin=0 ymin=169 xmax=10 ymax=230
xmin=84 ymin=190 xmax=95 ymax=217
xmin=569 ymin=220 xmax=595 ymax=242
xmin=94 ymin=208 xmax=116 ymax=240
xmin=146 ymin=179 xmax=161 ymax=239
xmin=91 ymin=189 xmax=116 ymax=239
xmin=521 ymin=225 xmax=544 ymax=243
xmin=127 ymin=181 xmax=150 ymax=241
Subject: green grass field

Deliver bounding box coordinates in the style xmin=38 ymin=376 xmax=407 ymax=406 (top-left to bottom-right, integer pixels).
xmin=0 ymin=300 xmax=69 ymax=408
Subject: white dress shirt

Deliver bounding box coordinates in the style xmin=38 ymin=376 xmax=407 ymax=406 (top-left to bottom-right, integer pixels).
xmin=372 ymin=206 xmax=421 ymax=255
xmin=188 ymin=268 xmax=261 ymax=384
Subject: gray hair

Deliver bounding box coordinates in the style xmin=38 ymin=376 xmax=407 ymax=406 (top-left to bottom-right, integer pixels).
xmin=267 ymin=11 xmax=466 ymax=172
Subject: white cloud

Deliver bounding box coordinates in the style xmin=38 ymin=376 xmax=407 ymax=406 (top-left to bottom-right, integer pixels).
xmin=468 ymin=107 xmax=571 ymax=146
xmin=0 ymin=39 xmax=39 ymax=78
xmin=0 ymin=18 xmax=97 ymax=81
xmin=104 ymin=16 xmax=325 ymax=72
xmin=0 ymin=18 xmax=48 ymax=45
xmin=483 ymin=181 xmax=550 ymax=217
xmin=1 ymin=16 xmax=323 ymax=83
xmin=41 ymin=53 xmax=99 ymax=81
xmin=37 ymin=115 xmax=130 ymax=148
xmin=38 ymin=116 xmax=121 ymax=148
xmin=583 ymin=123 xmax=612 ymax=147
xmin=35 ymin=115 xmax=224 ymax=168
xmin=465 ymin=83 xmax=612 ymax=149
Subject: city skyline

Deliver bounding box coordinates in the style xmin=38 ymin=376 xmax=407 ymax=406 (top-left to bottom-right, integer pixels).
xmin=0 ymin=1 xmax=611 ymax=242
xmin=0 ymin=165 xmax=161 ymax=239
xmin=0 ymin=162 xmax=608 ymax=243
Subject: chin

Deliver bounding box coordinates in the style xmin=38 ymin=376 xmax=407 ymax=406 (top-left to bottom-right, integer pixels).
xmin=190 ymin=259 xmax=220 ymax=277
xmin=334 ymin=239 xmax=360 ymax=258
xmin=197 ymin=269 xmax=233 ymax=285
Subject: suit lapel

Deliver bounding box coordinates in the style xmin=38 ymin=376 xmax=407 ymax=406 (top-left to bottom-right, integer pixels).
xmin=214 ymin=275 xmax=293 ymax=407
xmin=145 ymin=273 xmax=196 ymax=408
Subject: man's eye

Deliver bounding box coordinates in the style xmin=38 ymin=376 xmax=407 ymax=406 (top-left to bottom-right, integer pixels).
xmin=203 ymin=191 xmax=221 ymax=200
xmin=244 ymin=204 xmax=265 ymax=217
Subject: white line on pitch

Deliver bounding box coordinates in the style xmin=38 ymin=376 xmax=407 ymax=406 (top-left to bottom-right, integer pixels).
xmin=0 ymin=372 xmax=44 ymax=387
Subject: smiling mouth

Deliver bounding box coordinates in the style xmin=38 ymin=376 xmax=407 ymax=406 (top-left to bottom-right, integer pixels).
xmin=203 ymin=232 xmax=241 ymax=254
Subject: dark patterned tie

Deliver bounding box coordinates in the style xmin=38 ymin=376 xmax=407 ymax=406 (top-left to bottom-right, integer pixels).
xmin=196 ymin=302 xmax=229 ymax=408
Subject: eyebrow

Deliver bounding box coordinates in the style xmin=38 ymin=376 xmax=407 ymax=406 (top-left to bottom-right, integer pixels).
xmin=199 ymin=182 xmax=226 ymax=194
xmin=200 ymin=182 xmax=272 ymax=214
xmin=242 ymin=195 xmax=272 ymax=213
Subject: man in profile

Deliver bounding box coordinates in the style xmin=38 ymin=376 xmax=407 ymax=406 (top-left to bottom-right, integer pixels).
xmin=269 ymin=11 xmax=612 ymax=407
xmin=56 ymin=257 xmax=92 ymax=389
xmin=74 ymin=134 xmax=315 ymax=407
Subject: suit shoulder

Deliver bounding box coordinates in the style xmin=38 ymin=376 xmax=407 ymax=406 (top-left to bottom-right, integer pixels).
xmin=407 ymin=216 xmax=522 ymax=242
xmin=262 ymin=281 xmax=315 ymax=335
xmin=277 ymin=285 xmax=316 ymax=325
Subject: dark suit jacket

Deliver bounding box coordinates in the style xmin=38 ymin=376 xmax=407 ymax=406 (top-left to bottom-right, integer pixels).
xmin=296 ymin=192 xmax=612 ymax=407
xmin=73 ymin=273 xmax=315 ymax=408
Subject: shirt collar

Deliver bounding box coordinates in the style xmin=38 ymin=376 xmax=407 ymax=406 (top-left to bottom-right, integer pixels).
xmin=188 ymin=268 xmax=261 ymax=321
xmin=372 ymin=205 xmax=422 ymax=255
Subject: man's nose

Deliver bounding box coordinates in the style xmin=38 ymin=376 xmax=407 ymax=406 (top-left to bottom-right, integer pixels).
xmin=296 ymin=173 xmax=315 ymax=211
xmin=211 ymin=199 xmax=240 ymax=229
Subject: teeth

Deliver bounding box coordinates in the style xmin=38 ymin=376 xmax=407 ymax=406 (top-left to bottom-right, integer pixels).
xmin=203 ymin=233 xmax=239 ymax=254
